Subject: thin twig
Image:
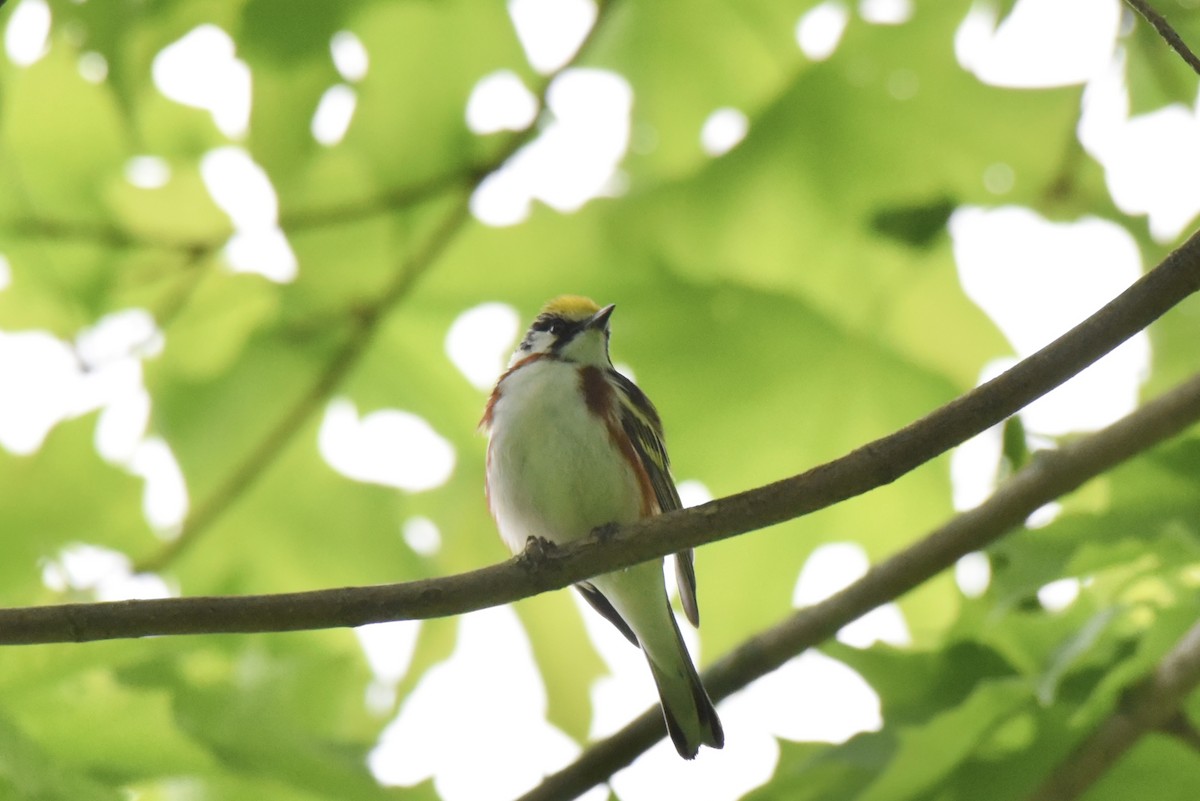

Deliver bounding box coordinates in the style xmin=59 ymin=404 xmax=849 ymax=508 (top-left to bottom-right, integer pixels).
xmin=1158 ymin=711 xmax=1200 ymax=754
xmin=0 ymin=216 xmax=223 ymax=255
xmin=1130 ymin=9 xmax=1195 ymax=105
xmin=7 ymin=227 xmax=1200 ymax=643
xmin=1025 ymin=618 xmax=1200 ymax=801
xmin=517 ymin=368 xmax=1200 ymax=801
xmin=1126 ymin=0 xmax=1200 ymax=77
xmin=278 ymin=168 xmax=476 ymax=232
xmin=1 ymin=170 xmax=463 ymax=254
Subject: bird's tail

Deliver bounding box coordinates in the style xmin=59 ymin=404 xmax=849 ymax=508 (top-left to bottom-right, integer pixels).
xmin=646 ymin=611 xmax=724 ymax=759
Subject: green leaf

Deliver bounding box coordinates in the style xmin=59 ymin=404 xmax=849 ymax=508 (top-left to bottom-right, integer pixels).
xmin=336 ymin=0 xmax=527 ymax=187
xmin=1125 ymin=9 xmax=1200 ymax=116
xmin=0 ymin=39 xmax=128 ymax=220
xmin=1001 ymin=414 xmax=1029 ymax=471
xmin=822 ymin=640 xmax=1018 ymax=725
xmin=0 ymin=416 xmax=151 ymax=604
xmin=1083 ymin=735 xmax=1200 ymax=801
xmin=869 ymin=195 xmax=957 ymax=249
xmin=150 ymin=268 xmax=279 ymax=382
xmin=1034 ymin=605 xmax=1122 ymax=705
xmin=0 ymin=714 xmax=122 ymax=801
xmin=5 ymin=668 xmax=214 ymax=778
xmin=746 ymin=735 xmax=896 ymax=801
xmin=853 ymin=678 xmax=1030 ymax=801
xmin=593 ymin=0 xmax=804 ymax=182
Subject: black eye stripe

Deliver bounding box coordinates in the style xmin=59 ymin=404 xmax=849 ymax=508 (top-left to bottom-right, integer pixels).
xmin=532 ymin=314 xmax=575 ymax=337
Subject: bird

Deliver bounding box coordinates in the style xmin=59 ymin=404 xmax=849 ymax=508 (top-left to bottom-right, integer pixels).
xmin=480 ymin=295 xmax=723 ymax=759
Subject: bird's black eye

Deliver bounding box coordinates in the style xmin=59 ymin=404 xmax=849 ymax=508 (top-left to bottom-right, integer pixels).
xmin=533 ymin=316 xmax=567 ymax=337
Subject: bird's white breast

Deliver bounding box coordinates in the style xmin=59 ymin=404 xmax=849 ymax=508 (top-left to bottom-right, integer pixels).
xmin=486 ymin=358 xmax=643 ymax=554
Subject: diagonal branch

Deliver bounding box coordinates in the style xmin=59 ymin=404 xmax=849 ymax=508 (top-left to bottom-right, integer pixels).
xmin=133 ymin=0 xmax=618 ymax=572
xmin=0 ymin=170 xmax=467 ymax=255
xmin=1125 ymin=0 xmax=1200 ymax=78
xmin=1158 ymin=710 xmax=1200 ymax=753
xmin=6 ymin=225 xmax=1200 ymax=642
xmin=516 ymin=367 xmax=1200 ymax=801
xmin=1025 ymin=617 xmax=1200 ymax=801
xmin=0 ymin=216 xmax=222 ymax=254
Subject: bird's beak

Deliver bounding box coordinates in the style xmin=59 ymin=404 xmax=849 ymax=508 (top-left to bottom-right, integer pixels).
xmin=586 ymin=304 xmax=615 ymax=331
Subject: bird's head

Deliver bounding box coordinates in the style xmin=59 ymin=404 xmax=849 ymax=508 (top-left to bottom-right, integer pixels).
xmin=511 ymin=295 xmax=615 ymax=367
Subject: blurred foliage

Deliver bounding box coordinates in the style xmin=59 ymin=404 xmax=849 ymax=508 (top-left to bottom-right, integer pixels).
xmin=2 ymin=0 xmax=1200 ymax=799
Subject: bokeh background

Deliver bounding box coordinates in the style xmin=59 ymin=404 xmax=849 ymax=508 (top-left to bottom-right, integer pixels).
xmin=3 ymin=0 xmax=1200 ymax=799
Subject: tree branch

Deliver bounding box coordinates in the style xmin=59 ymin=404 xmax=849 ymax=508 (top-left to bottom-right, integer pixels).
xmin=6 ymin=227 xmax=1200 ymax=643
xmin=517 ymin=366 xmax=1200 ymax=801
xmin=1126 ymin=0 xmax=1200 ymax=77
xmin=0 ymin=216 xmax=222 ymax=254
xmin=0 ymin=161 xmax=485 ymax=254
xmin=0 ymin=172 xmax=464 ymax=255
xmin=132 ymin=0 xmax=617 ymax=572
xmin=1158 ymin=710 xmax=1200 ymax=754
xmin=1025 ymin=617 xmax=1200 ymax=801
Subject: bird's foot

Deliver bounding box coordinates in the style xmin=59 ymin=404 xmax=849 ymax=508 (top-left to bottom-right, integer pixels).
xmin=518 ymin=535 xmax=557 ymax=570
xmin=592 ymin=522 xmax=620 ymax=543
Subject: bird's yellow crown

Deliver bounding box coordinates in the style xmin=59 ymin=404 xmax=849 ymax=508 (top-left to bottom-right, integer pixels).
xmin=541 ymin=295 xmax=601 ymax=321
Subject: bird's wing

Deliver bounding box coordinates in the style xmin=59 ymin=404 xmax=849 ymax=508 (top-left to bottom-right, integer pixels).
xmin=575 ymin=582 xmax=638 ymax=646
xmin=609 ymin=370 xmax=700 ymax=627
xmin=674 ymin=549 xmax=699 ymax=627
xmin=608 ymin=370 xmax=680 ymax=514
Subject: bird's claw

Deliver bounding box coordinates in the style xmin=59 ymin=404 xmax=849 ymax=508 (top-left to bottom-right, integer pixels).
xmin=518 ymin=535 xmax=557 ymax=569
xmin=592 ymin=522 xmax=620 ymax=543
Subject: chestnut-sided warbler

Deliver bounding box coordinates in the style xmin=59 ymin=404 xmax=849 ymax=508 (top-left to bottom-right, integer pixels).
xmin=481 ymin=295 xmax=723 ymax=759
